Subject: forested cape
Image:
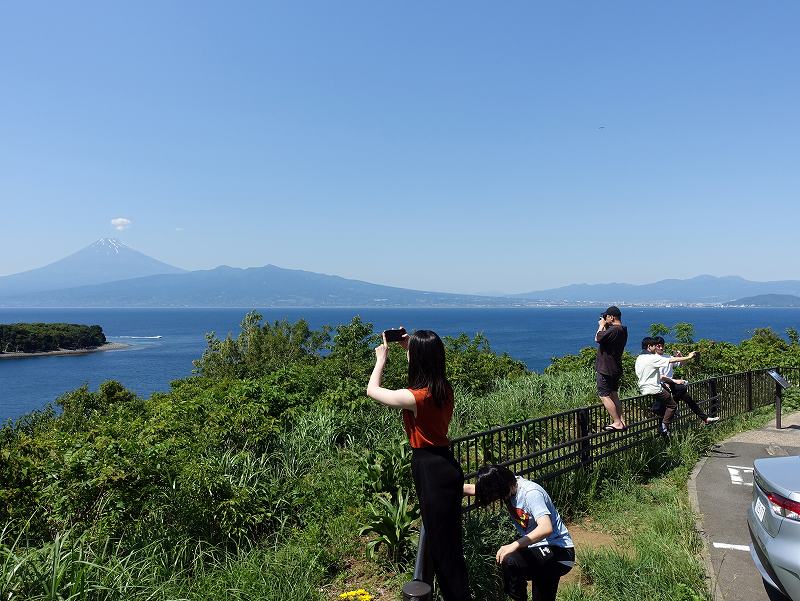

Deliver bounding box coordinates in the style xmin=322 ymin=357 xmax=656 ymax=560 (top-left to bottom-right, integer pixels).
xmin=0 ymin=322 xmax=106 ymax=354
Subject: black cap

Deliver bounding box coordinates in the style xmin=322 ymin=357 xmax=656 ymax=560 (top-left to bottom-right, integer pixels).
xmin=603 ymin=306 xmax=622 ymax=318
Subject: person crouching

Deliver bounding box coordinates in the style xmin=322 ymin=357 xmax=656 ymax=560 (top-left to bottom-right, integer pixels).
xmin=464 ymin=464 xmax=575 ymax=601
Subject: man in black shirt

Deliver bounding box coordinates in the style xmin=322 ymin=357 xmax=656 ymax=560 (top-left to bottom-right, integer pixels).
xmin=595 ymin=306 xmax=628 ymax=431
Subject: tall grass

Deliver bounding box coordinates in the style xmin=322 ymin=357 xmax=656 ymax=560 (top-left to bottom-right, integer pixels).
xmin=559 ymin=455 xmax=709 ymax=600
xmin=0 ymin=523 xmax=182 ymax=601
xmin=451 ymin=368 xmax=639 ymax=436
xmin=4 ymin=373 xmax=794 ymax=600
xmin=0 ymin=521 xmax=339 ymax=601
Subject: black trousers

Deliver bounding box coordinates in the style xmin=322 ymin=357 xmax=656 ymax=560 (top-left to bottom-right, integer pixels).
xmin=411 ymin=446 xmax=471 ymax=601
xmin=662 ymin=382 xmax=708 ymax=421
xmin=650 ymin=389 xmax=678 ymax=425
xmin=501 ymin=545 xmax=575 ymax=601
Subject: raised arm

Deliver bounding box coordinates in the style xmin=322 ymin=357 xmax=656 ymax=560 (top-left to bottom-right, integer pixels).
xmin=668 ymin=351 xmax=696 ymax=364
xmin=366 ymin=343 xmax=417 ymax=412
xmin=595 ymin=317 xmax=607 ymax=342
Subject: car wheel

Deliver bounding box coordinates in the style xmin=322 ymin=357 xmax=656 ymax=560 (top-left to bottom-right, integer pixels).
xmin=762 ymin=578 xmax=791 ymax=601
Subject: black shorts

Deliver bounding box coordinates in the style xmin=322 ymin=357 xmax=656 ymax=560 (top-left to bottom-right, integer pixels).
xmin=596 ymin=372 xmax=621 ymax=396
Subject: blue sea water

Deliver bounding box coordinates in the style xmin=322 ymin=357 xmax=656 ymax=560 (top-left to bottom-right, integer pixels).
xmin=1 ymin=307 xmax=799 ymax=422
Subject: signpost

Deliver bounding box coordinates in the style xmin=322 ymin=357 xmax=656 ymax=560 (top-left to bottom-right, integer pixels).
xmin=766 ymin=369 xmax=791 ymax=429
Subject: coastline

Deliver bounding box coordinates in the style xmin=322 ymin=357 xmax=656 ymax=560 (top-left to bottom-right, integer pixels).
xmin=0 ymin=342 xmax=130 ymax=360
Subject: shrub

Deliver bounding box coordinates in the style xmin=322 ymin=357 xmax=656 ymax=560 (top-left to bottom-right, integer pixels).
xmin=359 ymin=489 xmax=419 ymax=564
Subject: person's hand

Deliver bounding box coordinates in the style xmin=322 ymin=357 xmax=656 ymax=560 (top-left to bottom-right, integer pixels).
xmin=374 ymin=342 xmax=389 ymax=363
xmin=674 ymin=350 xmax=683 ymax=357
xmin=686 ymin=351 xmax=697 ymax=360
xmin=597 ymin=318 xmax=606 ymax=329
xmin=398 ymin=326 xmax=410 ymax=350
xmin=495 ymin=543 xmax=518 ymax=564
xmin=678 ymin=379 xmax=688 ymax=385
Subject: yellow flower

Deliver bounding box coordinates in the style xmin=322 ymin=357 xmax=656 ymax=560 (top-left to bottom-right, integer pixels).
xmin=339 ymin=589 xmax=372 ymax=601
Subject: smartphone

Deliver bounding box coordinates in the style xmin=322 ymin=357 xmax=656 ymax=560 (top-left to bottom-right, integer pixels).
xmin=383 ymin=328 xmax=406 ymax=343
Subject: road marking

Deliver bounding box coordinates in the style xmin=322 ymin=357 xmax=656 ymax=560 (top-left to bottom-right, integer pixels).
xmin=713 ymin=542 xmax=751 ymax=552
xmin=727 ymin=465 xmax=754 ymax=487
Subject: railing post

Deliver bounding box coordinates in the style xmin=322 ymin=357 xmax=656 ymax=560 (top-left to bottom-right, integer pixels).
xmin=577 ymin=407 xmax=591 ymax=467
xmin=746 ymin=371 xmax=753 ymax=411
xmin=775 ymin=381 xmax=783 ymax=430
xmin=403 ymin=523 xmax=432 ymax=600
xmin=402 ymin=581 xmax=431 ymax=601
xmin=707 ymin=378 xmax=719 ymax=418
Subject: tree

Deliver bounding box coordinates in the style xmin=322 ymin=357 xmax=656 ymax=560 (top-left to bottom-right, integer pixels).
xmin=673 ymin=322 xmax=695 ymax=344
xmin=648 ymin=323 xmax=671 ymax=338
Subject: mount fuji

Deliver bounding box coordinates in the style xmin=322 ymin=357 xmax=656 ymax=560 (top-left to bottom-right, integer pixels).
xmin=0 ymin=238 xmax=186 ymax=297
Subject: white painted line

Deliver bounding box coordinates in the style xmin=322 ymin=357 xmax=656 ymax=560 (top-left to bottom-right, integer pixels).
xmin=727 ymin=465 xmax=754 ymax=487
xmin=713 ymin=542 xmax=751 ymax=552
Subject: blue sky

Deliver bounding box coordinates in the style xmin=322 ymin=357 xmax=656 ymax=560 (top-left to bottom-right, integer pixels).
xmin=1 ymin=1 xmax=798 ymax=294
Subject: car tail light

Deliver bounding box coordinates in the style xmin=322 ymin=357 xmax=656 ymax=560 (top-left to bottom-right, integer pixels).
xmin=767 ymin=492 xmax=800 ymax=521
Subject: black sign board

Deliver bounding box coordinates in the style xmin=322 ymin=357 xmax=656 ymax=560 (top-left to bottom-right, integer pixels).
xmin=767 ymin=369 xmax=791 ymax=390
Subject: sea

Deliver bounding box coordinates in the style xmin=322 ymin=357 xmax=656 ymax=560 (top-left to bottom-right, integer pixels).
xmin=2 ymin=307 xmax=799 ymax=422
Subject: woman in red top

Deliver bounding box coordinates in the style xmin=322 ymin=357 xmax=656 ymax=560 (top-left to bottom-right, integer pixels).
xmin=367 ymin=329 xmax=471 ymax=601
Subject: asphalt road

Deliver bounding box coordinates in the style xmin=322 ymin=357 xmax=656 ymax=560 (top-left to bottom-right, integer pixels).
xmin=692 ymin=412 xmax=800 ymax=601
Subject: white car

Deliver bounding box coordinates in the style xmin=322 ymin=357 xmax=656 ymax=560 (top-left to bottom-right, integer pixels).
xmin=747 ymin=455 xmax=800 ymax=601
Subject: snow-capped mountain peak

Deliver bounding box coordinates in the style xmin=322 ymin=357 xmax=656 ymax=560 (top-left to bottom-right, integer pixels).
xmin=0 ymin=239 xmax=186 ymax=297
xmin=92 ymin=238 xmax=125 ymax=255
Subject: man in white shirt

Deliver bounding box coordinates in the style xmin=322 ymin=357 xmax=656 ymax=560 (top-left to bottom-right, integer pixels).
xmin=653 ymin=336 xmax=719 ymax=425
xmin=635 ymin=337 xmax=697 ymax=435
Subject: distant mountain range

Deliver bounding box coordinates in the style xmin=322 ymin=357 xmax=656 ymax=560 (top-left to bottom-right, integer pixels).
xmin=0 ymin=264 xmax=508 ymax=308
xmin=512 ymin=275 xmax=800 ymax=304
xmin=0 ymin=238 xmax=185 ymax=296
xmin=723 ymin=294 xmax=800 ymax=308
xmin=2 ymin=239 xmax=800 ymax=307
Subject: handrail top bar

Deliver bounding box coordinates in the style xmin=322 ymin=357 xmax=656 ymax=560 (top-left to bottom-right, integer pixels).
xmin=449 ymin=367 xmax=780 ymax=445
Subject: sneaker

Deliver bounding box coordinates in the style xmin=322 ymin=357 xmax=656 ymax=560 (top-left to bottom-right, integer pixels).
xmin=704 ymin=416 xmax=720 ymax=424
xmin=659 ymin=422 xmax=670 ymax=436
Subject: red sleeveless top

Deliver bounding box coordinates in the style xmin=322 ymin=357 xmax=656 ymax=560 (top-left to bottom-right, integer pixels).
xmin=402 ymin=387 xmax=454 ymax=448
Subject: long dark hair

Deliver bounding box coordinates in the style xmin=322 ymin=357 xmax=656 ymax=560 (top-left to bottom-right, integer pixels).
xmin=407 ymin=329 xmax=452 ymax=408
xmin=474 ymin=464 xmax=516 ymax=507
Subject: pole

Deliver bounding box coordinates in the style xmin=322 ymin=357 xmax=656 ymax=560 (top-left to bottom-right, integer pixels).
xmin=776 ymin=381 xmax=783 ymax=430
xmin=577 ymin=407 xmax=591 ymax=466
xmin=402 ymin=523 xmax=432 ymax=601
xmin=707 ymin=378 xmax=719 ymax=420
xmin=402 ymin=580 xmax=432 ymax=601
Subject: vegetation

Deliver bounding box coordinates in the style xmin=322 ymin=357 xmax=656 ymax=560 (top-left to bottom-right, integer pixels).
xmin=0 ymin=323 xmax=106 ymax=354
xmin=548 ymin=323 xmax=800 ymax=387
xmin=1 ymin=312 xmax=798 ymax=600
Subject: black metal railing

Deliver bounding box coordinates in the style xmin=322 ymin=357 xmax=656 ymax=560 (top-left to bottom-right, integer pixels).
xmin=404 ymin=366 xmax=797 ymax=597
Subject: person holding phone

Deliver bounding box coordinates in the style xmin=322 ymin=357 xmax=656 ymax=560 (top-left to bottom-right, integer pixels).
xmin=366 ymin=328 xmax=471 ymax=601
xmin=635 ymin=337 xmax=698 ymax=436
xmin=653 ymin=336 xmax=719 ymax=425
xmin=464 ymin=464 xmax=575 ymax=601
xmin=595 ymin=306 xmax=628 ymax=431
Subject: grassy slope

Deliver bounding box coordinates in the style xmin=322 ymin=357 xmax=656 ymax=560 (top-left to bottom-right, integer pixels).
xmin=2 ymin=367 xmax=795 ymax=601
xmin=163 ymin=382 xmax=794 ymax=601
